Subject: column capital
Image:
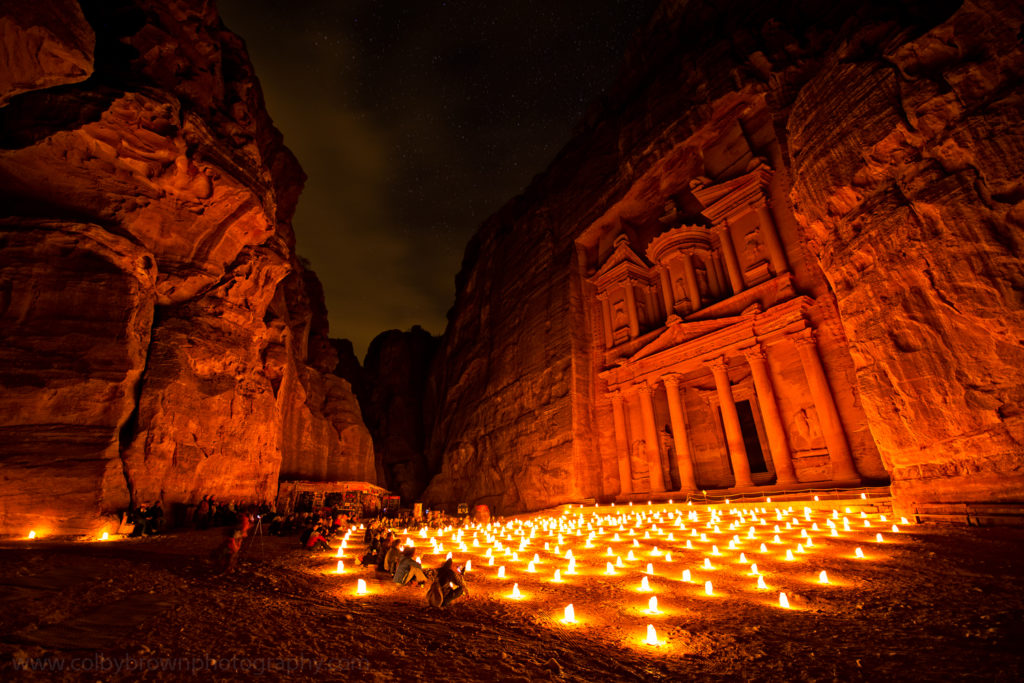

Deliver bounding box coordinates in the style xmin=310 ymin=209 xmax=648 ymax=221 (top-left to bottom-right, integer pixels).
xmin=741 ymin=344 xmax=766 ymax=363
xmin=750 ymin=198 xmax=771 ymax=212
xmin=794 ymin=327 xmax=817 ymax=347
xmin=634 ymin=380 xmax=653 ymax=396
xmin=608 ymin=388 xmax=624 ymax=402
xmin=706 ymin=356 xmax=729 ymax=374
xmin=662 ymin=373 xmax=683 ymax=389
xmin=596 ymin=290 xmax=609 ymax=301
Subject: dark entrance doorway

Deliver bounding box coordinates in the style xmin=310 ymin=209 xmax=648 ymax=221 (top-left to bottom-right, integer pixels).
xmin=718 ymin=399 xmax=770 ymax=478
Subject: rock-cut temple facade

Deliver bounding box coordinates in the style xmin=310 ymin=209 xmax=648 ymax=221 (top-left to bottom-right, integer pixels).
xmin=582 ymin=160 xmax=883 ymax=497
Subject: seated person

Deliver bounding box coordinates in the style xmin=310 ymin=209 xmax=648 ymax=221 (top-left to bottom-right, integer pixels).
xmin=304 ymin=526 xmax=330 ymax=551
xmin=383 ymin=539 xmax=403 ymax=574
xmin=392 ymin=547 xmax=428 ymax=587
xmin=435 ymin=558 xmax=469 ymax=607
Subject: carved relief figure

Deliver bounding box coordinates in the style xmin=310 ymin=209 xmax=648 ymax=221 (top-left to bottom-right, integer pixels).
xmin=744 ymin=229 xmax=766 ymax=264
xmin=790 ymin=406 xmax=823 ymax=451
xmin=694 ymin=262 xmax=709 ymax=301
xmin=630 ymin=439 xmax=649 ymax=478
xmin=613 ymin=301 xmax=627 ymax=329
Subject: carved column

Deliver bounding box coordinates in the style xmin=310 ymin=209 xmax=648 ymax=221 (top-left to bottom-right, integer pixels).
xmin=662 ymin=374 xmax=697 ymax=492
xmin=598 ymin=292 xmax=613 ymax=348
xmin=657 ymin=265 xmax=674 ymax=318
xmin=794 ymin=330 xmax=860 ymax=482
xmin=623 ymin=281 xmax=640 ymax=338
xmin=681 ymin=253 xmax=702 ymax=313
xmin=644 ymin=285 xmax=658 ymax=327
xmin=713 ymin=223 xmax=745 ymax=295
xmin=743 ymin=344 xmax=797 ymax=485
xmin=707 ymin=356 xmax=755 ymax=488
xmin=609 ymin=390 xmax=632 ymax=496
xmin=636 ymin=381 xmax=667 ymax=492
xmin=755 ymin=202 xmax=788 ymax=275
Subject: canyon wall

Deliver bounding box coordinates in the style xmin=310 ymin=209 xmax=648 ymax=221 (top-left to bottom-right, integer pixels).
xmin=420 ymin=0 xmax=1024 ymax=516
xmin=0 ymin=0 xmax=375 ymax=535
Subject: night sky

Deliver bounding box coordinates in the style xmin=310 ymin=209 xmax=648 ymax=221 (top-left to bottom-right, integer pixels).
xmin=217 ymin=0 xmax=658 ymax=358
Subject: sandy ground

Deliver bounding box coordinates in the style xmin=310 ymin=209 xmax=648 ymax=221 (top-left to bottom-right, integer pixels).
xmin=1 ymin=503 xmax=1023 ymax=682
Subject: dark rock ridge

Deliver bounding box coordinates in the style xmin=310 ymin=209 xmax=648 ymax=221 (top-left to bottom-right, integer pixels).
xmin=0 ymin=0 xmax=375 ymax=535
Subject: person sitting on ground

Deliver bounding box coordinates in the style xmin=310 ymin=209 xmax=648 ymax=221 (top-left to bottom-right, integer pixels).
xmin=393 ymin=546 xmax=428 ymax=587
xmin=305 ymin=525 xmax=330 ymax=551
xmin=146 ymin=501 xmax=163 ymax=535
xmin=433 ymin=558 xmax=469 ymax=608
xmin=383 ymin=538 xmax=404 ymax=575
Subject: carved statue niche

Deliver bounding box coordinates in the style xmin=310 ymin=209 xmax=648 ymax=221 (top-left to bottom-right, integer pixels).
xmin=694 ymin=260 xmax=710 ymax=305
xmin=789 ymin=406 xmax=823 ymax=452
xmin=613 ymin=300 xmax=627 ymax=328
xmin=744 ymin=228 xmax=766 ymax=265
xmin=630 ymin=439 xmax=650 ymax=479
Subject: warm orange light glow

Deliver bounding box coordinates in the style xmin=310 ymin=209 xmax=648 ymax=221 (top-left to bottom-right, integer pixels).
xmin=640 ymin=576 xmax=651 ymax=592
xmin=647 ymin=596 xmax=659 ymax=613
xmin=819 ymin=570 xmax=829 ymax=584
xmin=356 ymin=578 xmax=367 ymax=595
xmin=855 ymin=547 xmax=864 ymax=558
xmin=511 ymin=583 xmax=522 ymax=599
xmin=564 ymin=604 xmax=575 ymax=623
xmin=646 ymin=624 xmax=659 ymax=646
xmin=336 ymin=560 xmax=344 ymax=574
xmin=779 ymin=592 xmax=790 ymax=608
xmin=27 ymin=530 xmax=36 ymax=540
xmin=757 ymin=575 xmax=767 ymax=590
xmin=682 ymin=569 xmax=691 ymax=582
xmin=703 ymin=557 xmax=713 ymax=570
xmin=705 ymin=580 xmax=713 ymax=595
xmin=498 ymin=565 xmax=506 ymax=578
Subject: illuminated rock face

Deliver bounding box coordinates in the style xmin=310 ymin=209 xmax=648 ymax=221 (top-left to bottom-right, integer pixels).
xmin=423 ymin=0 xmax=1024 ymax=515
xmin=0 ymin=0 xmax=374 ymax=534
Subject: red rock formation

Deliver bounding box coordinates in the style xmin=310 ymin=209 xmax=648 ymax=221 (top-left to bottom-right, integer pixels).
xmin=0 ymin=0 xmax=375 ymax=535
xmin=420 ymin=0 xmax=1024 ymax=517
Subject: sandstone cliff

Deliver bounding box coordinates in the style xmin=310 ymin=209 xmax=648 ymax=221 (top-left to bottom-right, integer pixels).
xmin=0 ymin=0 xmax=375 ymax=535
xmin=420 ymin=0 xmax=1024 ymax=516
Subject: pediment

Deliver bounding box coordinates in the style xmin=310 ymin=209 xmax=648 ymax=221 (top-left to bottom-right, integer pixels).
xmin=692 ymin=164 xmax=773 ymax=224
xmin=590 ymin=235 xmax=651 ymax=287
xmin=628 ymin=315 xmax=746 ymax=362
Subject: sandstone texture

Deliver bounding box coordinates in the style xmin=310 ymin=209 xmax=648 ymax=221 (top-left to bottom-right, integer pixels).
xmin=419 ymin=0 xmax=1024 ymax=517
xmin=0 ymin=0 xmax=375 ymax=535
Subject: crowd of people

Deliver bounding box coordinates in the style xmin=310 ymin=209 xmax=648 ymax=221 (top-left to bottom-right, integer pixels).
xmin=356 ymin=519 xmax=469 ymax=608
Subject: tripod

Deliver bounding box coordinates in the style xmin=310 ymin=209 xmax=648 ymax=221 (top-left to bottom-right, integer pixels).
xmin=239 ymin=514 xmax=264 ymax=561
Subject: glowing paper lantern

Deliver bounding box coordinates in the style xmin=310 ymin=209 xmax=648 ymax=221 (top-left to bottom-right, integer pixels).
xmin=704 ymin=580 xmax=713 ymax=596
xmin=627 ymin=550 xmax=636 ymax=561
xmin=646 ymin=563 xmax=654 ymax=575
xmin=605 ymin=562 xmax=615 ymax=575
xmin=488 ymin=557 xmax=494 ymax=566
xmin=757 ymin=575 xmax=767 ymax=590
xmin=616 ymin=557 xmax=624 ymax=568
xmin=682 ymin=569 xmax=691 ymax=582
xmin=648 ymin=596 xmax=659 ymax=613
xmin=646 ymin=624 xmax=659 ymax=646
xmin=739 ymin=553 xmax=747 ymax=563
xmin=876 ymin=533 xmax=884 ymax=543
xmin=712 ymin=545 xmax=721 ymax=556
xmin=703 ymin=557 xmax=713 ymax=570
xmin=527 ymin=562 xmax=536 ymax=573
xmin=779 ymin=592 xmax=790 ymax=608
xmin=665 ymin=552 xmax=672 ymax=562
xmin=511 ymin=583 xmax=521 ymax=599
xmin=336 ymin=560 xmax=344 ymax=574
xmin=553 ymin=569 xmax=562 ymax=582
xmin=760 ymin=543 xmax=768 ymax=553
xmin=891 ymin=525 xmax=900 ymax=533
xmin=750 ymin=563 xmax=759 ymax=575
xmin=27 ymin=531 xmax=36 ymax=540
xmin=819 ymin=570 xmax=829 ymax=584
xmin=356 ymin=579 xmax=367 ymax=595
xmin=564 ymin=604 xmax=575 ymax=623
xmin=855 ymin=547 xmax=864 ymax=558
xmin=785 ymin=549 xmax=795 ymax=561
xmin=498 ymin=566 xmax=506 ymax=578
xmin=100 ymin=532 xmax=109 ymax=541
xmin=639 ymin=576 xmax=651 ymax=591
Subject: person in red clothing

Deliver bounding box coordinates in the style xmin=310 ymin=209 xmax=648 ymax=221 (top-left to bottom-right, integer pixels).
xmin=305 ymin=526 xmax=330 ymax=551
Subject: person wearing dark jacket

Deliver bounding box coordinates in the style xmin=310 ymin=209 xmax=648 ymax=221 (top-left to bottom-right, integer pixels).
xmin=435 ymin=558 xmax=468 ymax=607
